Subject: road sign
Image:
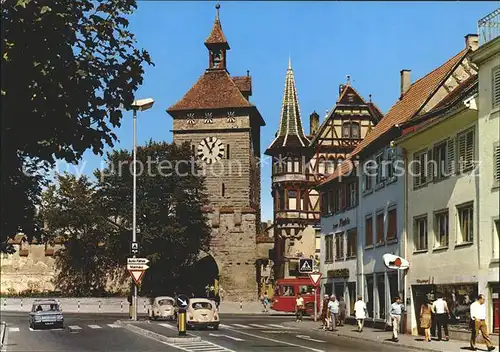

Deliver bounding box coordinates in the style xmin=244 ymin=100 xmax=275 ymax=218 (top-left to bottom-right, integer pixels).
xmin=382 ymin=253 xmax=409 ymax=270
xmin=127 ymin=263 xmax=149 ymax=270
xmin=299 ymin=258 xmax=313 ymax=273
xmin=176 ymin=294 xmax=189 ymax=309
xmin=309 ymin=272 xmax=322 ymax=286
xmin=128 ymin=269 xmax=146 ymax=285
xmin=127 ymin=258 xmax=149 ymax=264
xmin=131 ymin=242 xmax=139 ymax=254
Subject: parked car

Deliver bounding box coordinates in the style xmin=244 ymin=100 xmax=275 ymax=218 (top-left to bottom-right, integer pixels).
xmin=186 ymin=298 xmax=219 ymax=330
xmin=148 ymin=296 xmax=177 ymax=321
xmin=29 ymin=299 xmax=64 ymax=329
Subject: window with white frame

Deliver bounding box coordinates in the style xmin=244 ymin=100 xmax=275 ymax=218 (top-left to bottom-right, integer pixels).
xmin=433 ymin=140 xmax=448 ymax=180
xmin=335 ymin=232 xmax=344 ymax=261
xmin=414 ymin=215 xmax=428 ymax=251
xmin=493 ymin=220 xmax=499 ymax=260
xmin=494 ymin=142 xmax=500 ymax=186
xmin=325 ymin=235 xmax=333 ymax=262
xmin=387 ymin=148 xmax=396 ymax=179
xmin=288 ymin=190 xmax=297 ymax=210
xmin=364 ymin=161 xmax=373 ymax=191
xmin=434 ymin=210 xmax=449 ymax=248
xmin=457 ymin=202 xmax=473 ymax=244
xmin=347 ymin=181 xmax=357 ymax=208
xmin=493 ymin=66 xmax=500 ymax=108
xmin=457 ymin=128 xmax=475 ymax=172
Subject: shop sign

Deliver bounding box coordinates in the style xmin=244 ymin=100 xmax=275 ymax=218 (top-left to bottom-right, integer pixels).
xmin=327 ymin=268 xmax=349 ymax=279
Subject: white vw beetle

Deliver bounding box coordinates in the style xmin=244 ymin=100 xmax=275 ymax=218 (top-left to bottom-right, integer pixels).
xmin=186 ymin=298 xmax=219 ymax=330
xmin=148 ymin=296 xmax=177 ymax=321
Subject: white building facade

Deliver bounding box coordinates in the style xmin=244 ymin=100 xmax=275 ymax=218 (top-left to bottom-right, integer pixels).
xmin=471 ymin=34 xmax=500 ymax=334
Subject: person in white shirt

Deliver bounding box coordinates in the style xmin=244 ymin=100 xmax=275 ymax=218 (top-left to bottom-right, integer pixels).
xmin=327 ymin=295 xmax=339 ymax=331
xmin=353 ymin=296 xmax=367 ymax=332
xmin=470 ymin=294 xmax=495 ymax=351
xmin=295 ymin=294 xmax=304 ymax=322
xmin=431 ymin=293 xmax=450 ymax=341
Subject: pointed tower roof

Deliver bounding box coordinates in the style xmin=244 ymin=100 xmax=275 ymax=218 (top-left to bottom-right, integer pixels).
xmin=205 ymin=3 xmax=230 ymax=49
xmin=265 ymin=60 xmax=310 ymax=154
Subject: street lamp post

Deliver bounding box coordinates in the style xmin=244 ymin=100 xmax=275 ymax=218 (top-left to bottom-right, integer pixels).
xmin=130 ymin=98 xmax=154 ymax=321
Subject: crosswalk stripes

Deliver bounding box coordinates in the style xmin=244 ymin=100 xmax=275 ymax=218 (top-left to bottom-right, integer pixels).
xmin=68 ymin=325 xmax=82 ymax=330
xmin=248 ymin=324 xmax=268 ymax=329
xmin=107 ymin=324 xmax=122 ymax=328
xmin=164 ymin=340 xmax=235 ymax=352
xmin=218 ymin=323 xmax=296 ymax=330
xmin=266 ymin=324 xmax=298 ymax=329
xmin=88 ymin=325 xmax=102 ymax=329
xmin=8 ymin=327 xmax=19 ymax=332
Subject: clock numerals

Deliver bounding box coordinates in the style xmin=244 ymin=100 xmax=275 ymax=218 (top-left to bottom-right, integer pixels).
xmin=198 ymin=137 xmax=225 ymax=164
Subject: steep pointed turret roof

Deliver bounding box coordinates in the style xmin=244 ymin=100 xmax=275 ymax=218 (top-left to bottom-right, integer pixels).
xmin=265 ymin=59 xmax=310 ymax=153
xmin=205 ymin=3 xmax=230 ymax=49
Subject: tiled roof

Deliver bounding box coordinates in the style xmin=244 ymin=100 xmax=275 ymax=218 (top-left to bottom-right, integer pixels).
xmin=167 ymin=70 xmax=253 ymax=111
xmin=232 ymin=76 xmax=252 ymax=94
xmin=350 ymin=48 xmax=470 ymax=157
xmin=318 ymin=158 xmax=356 ymax=186
xmin=204 ymin=6 xmax=229 ymax=49
xmin=266 ymin=59 xmax=310 ymax=152
xmin=400 ymin=74 xmax=478 ymax=137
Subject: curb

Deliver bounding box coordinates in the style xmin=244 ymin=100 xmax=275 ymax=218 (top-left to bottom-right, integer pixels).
xmin=282 ymin=322 xmax=446 ymax=352
xmin=116 ymin=320 xmax=201 ymax=343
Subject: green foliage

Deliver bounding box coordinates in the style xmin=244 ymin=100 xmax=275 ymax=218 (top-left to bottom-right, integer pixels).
xmin=40 ymin=142 xmax=211 ymax=297
xmin=1 ymin=0 xmax=153 ymax=248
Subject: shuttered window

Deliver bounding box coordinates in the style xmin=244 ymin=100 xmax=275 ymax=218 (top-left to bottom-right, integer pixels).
xmin=365 ymin=216 xmax=373 ymax=247
xmin=346 ymin=228 xmax=357 ymax=258
xmin=494 ymin=142 xmax=500 ymax=185
xmin=457 ymin=128 xmax=475 ymax=172
xmin=413 ymin=149 xmax=428 ymax=188
xmin=325 ymin=235 xmax=333 ymax=262
xmin=376 ymin=212 xmax=384 ymax=244
xmin=387 ymin=208 xmax=397 ymax=240
xmin=335 ymin=233 xmax=344 ymax=261
xmin=493 ymin=66 xmax=500 ymax=108
xmin=447 ymin=138 xmax=455 ymax=175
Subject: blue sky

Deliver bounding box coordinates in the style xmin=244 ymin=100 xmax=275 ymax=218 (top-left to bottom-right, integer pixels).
xmin=64 ymin=1 xmax=498 ymax=222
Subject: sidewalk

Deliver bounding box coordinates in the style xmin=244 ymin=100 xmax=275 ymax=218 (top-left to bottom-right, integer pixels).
xmin=282 ymin=319 xmax=497 ymax=352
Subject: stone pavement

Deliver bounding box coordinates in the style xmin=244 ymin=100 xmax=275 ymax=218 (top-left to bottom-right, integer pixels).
xmin=282 ymin=319 xmax=498 ymax=352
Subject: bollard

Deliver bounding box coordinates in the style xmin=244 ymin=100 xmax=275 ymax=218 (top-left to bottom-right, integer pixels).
xmin=121 ymin=301 xmax=123 ymax=312
xmin=20 ymin=299 xmax=23 ymax=309
xmin=239 ymin=299 xmax=242 ymax=311
xmin=77 ymin=300 xmax=80 ymax=312
xmin=143 ymin=300 xmax=146 ymax=313
xmin=178 ymin=308 xmax=187 ymax=336
xmin=3 ymin=298 xmax=6 ymax=308
xmin=98 ymin=300 xmax=101 ymax=312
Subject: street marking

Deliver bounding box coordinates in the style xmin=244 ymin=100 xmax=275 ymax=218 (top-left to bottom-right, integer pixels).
xmin=266 ymin=324 xmax=297 ymax=329
xmin=209 ymin=333 xmax=245 ymax=341
xmin=161 ymin=340 xmax=235 ymax=352
xmin=219 ymin=327 xmax=325 ymax=352
xmin=158 ymin=323 xmax=176 ymax=330
xmin=68 ymin=325 xmax=82 ymax=330
xmin=88 ymin=325 xmax=101 ymax=329
xmin=296 ymin=335 xmax=326 ymax=343
xmin=231 ymin=324 xmax=251 ymax=329
xmin=249 ymin=324 xmax=268 ymax=329
xmin=107 ymin=324 xmax=122 ymax=328
xmin=8 ymin=327 xmax=19 ymax=332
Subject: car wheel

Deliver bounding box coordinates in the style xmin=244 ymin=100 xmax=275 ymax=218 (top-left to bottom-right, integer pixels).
xmin=213 ymin=324 xmax=219 ymax=330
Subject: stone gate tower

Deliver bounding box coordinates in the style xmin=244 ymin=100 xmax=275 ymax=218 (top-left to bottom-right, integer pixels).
xmin=166 ymin=4 xmax=265 ymax=300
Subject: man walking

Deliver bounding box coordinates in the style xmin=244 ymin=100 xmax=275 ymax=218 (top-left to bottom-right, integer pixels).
xmin=389 ymin=296 xmax=404 ymax=342
xmin=295 ymin=293 xmax=304 ymax=322
xmin=470 ymin=294 xmax=496 ymax=351
xmin=432 ymin=293 xmax=450 ymax=341
xmin=354 ymin=296 xmax=367 ymax=332
xmin=328 ymin=295 xmax=339 ymax=331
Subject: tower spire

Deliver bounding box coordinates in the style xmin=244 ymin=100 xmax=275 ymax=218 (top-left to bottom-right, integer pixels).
xmin=215 ymin=2 xmax=220 ymax=21
xmin=266 ymin=60 xmax=309 ymax=151
xmin=288 ymin=55 xmax=292 ymax=70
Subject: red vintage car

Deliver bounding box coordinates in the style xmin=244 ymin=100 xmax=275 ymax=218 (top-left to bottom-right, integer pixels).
xmin=271 ymin=277 xmax=320 ymax=315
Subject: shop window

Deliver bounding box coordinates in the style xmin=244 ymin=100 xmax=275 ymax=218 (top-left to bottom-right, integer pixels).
xmin=347 ymin=282 xmax=356 ymax=316
xmin=366 ymin=276 xmax=374 ymax=318
xmin=457 ymin=202 xmax=473 ymax=244
xmin=377 ymin=274 xmax=386 ymax=320
xmin=388 ymin=273 xmax=399 ymax=304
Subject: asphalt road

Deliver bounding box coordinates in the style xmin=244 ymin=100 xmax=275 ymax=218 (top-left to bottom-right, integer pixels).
xmin=1 ymin=312 xmax=415 ymax=352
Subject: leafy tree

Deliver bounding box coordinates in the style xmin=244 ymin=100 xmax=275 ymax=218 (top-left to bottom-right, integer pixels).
xmin=1 ymin=0 xmax=153 ymax=247
xmin=40 ymin=173 xmax=117 ymax=296
xmin=98 ymin=141 xmax=212 ymax=297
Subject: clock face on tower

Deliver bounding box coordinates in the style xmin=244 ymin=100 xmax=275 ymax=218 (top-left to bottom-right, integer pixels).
xmin=198 ymin=136 xmax=225 ymax=164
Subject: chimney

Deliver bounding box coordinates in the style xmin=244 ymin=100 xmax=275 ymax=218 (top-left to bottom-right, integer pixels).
xmin=310 ymin=111 xmax=320 ymax=136
xmin=400 ymin=69 xmax=411 ymax=98
xmin=464 ymin=34 xmax=479 ymax=51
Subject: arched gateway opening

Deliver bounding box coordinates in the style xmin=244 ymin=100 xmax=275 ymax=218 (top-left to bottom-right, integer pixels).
xmin=189 ymin=251 xmax=220 ymax=299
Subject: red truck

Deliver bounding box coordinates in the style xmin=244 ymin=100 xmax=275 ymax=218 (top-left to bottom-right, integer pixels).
xmin=271 ymin=277 xmax=320 ymax=315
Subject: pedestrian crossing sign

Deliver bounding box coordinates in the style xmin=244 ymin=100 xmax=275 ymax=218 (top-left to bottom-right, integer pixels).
xmin=299 ymin=258 xmax=313 ymax=273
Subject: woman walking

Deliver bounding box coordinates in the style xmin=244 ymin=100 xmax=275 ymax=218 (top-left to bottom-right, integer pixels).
xmin=420 ymin=298 xmax=433 ymax=342
xmin=320 ymin=295 xmax=330 ymax=331
xmin=338 ymin=297 xmax=347 ymax=326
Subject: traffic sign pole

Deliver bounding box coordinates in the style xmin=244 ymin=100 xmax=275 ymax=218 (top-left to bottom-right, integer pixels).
xmin=313 ymin=288 xmax=317 ymax=322
xmin=132 ymin=108 xmax=137 ymax=322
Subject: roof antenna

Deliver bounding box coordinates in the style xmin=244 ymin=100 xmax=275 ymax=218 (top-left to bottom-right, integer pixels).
xmin=369 ymin=94 xmax=372 ymax=103
xmin=215 ymin=3 xmax=220 ymax=21
xmin=346 ymin=74 xmax=351 ymax=85
xmin=247 ymin=70 xmax=250 ymax=77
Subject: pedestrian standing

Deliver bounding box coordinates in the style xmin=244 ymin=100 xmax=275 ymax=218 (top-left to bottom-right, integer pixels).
xmin=420 ymin=297 xmax=432 ymax=342
xmin=389 ymin=296 xmax=404 ymax=342
xmin=338 ymin=297 xmax=347 ymax=326
xmin=432 ymin=293 xmax=450 ymax=341
xmin=320 ymin=294 xmax=330 ymax=331
xmin=262 ymin=292 xmax=269 ymax=313
xmin=328 ymin=295 xmax=339 ymax=331
xmin=470 ymin=294 xmax=496 ymax=351
xmin=354 ymin=296 xmax=367 ymax=332
xmin=295 ymin=294 xmax=304 ymax=322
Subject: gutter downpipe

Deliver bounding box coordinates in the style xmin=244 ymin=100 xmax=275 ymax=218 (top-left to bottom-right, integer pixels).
xmin=403 ymin=147 xmax=409 ymax=334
